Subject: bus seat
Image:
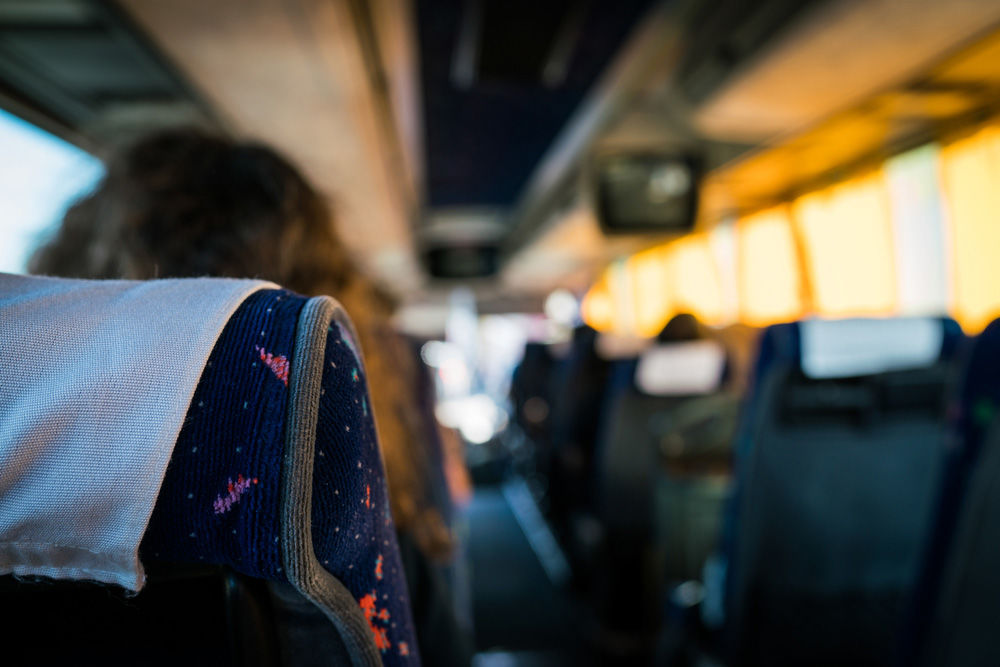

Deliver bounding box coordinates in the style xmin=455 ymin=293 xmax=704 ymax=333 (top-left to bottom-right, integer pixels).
xmin=510 ymin=342 xmax=557 ymax=452
xmin=403 ymin=336 xmax=476 ymax=665
xmin=720 ymin=316 xmax=963 ymax=667
xmin=558 ymin=356 xmax=640 ymax=596
xmin=899 ymin=318 xmax=1000 ymax=667
xmin=409 ymin=338 xmax=456 ymax=526
xmin=546 ymin=325 xmax=613 ymax=537
xmin=635 ymin=339 xmax=728 ymax=397
xmin=0 ymin=275 xmax=420 ymax=666
xmin=590 ymin=339 xmax=736 ymax=657
xmin=644 ymin=342 xmax=738 ymax=586
xmin=600 ymin=339 xmax=733 ymax=546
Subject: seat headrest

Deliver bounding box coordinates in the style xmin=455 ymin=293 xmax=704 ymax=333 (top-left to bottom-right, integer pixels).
xmin=0 ymin=273 xmax=273 ymax=590
xmin=635 ymin=340 xmax=727 ymax=396
xmin=799 ymin=317 xmax=944 ymax=379
xmin=143 ymin=289 xmax=420 ymax=663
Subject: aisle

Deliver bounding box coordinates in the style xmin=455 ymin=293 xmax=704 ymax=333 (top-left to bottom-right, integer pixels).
xmin=465 ymin=485 xmax=590 ymax=665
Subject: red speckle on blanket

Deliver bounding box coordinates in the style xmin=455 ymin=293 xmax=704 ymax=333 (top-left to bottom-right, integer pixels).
xmin=255 ymin=346 xmax=289 ymax=386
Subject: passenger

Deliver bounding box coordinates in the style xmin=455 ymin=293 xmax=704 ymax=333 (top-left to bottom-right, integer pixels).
xmin=657 ymin=312 xmax=702 ymax=343
xmin=657 ymin=312 xmax=738 ymax=391
xmin=29 ymin=126 xmax=472 ymax=665
xmin=546 ymin=324 xmax=612 ymax=537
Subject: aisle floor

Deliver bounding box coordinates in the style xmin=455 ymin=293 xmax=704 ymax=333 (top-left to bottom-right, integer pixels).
xmin=465 ymin=485 xmax=592 ymax=665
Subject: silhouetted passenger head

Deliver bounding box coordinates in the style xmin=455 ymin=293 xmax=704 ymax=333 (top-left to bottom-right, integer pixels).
xmin=30 ymin=126 xmax=453 ymax=560
xmin=30 ymin=127 xmax=353 ymax=296
xmin=571 ymin=323 xmax=599 ymax=348
xmin=656 ymin=313 xmax=701 ymax=343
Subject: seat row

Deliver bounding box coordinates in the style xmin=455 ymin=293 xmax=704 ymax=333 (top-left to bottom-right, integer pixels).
xmin=511 ymin=313 xmax=1000 ymax=666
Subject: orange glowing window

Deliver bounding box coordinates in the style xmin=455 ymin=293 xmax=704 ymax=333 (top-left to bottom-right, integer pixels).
xmin=939 ymin=124 xmax=1000 ymax=333
xmin=667 ymin=234 xmax=726 ymax=327
xmin=736 ymin=207 xmax=804 ymax=326
xmin=582 ymin=271 xmax=617 ymax=332
xmin=792 ymin=172 xmax=897 ymax=317
xmin=627 ymin=246 xmax=673 ymax=338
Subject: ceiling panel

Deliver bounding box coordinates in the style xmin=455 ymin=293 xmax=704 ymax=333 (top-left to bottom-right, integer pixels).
xmin=0 ymin=0 xmax=214 ymax=129
xmin=416 ymin=0 xmax=656 ymax=209
xmin=119 ymin=0 xmax=424 ymax=293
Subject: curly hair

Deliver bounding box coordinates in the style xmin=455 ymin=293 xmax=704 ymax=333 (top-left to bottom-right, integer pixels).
xmin=30 ymin=127 xmax=452 ymax=560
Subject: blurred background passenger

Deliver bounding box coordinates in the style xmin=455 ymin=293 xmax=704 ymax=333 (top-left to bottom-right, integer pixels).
xmin=29 ymin=126 xmax=473 ymax=665
xmin=656 ymin=312 xmax=702 ymax=343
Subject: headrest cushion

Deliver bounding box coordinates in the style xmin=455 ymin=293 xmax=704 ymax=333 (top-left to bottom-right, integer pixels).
xmin=635 ymin=340 xmax=727 ymax=396
xmin=800 ymin=317 xmax=943 ymax=379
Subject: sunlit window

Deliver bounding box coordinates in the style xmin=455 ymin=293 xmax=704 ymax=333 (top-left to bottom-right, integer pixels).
xmin=668 ymin=234 xmax=725 ymax=326
xmin=885 ymin=145 xmax=951 ymax=316
xmin=584 ymin=118 xmax=1000 ymax=334
xmin=608 ymin=260 xmax=636 ymax=336
xmin=581 ymin=270 xmax=617 ymax=332
xmin=627 ymin=246 xmax=673 ymax=338
xmin=939 ymin=124 xmax=1000 ymax=333
xmin=793 ymin=172 xmax=897 ymax=317
xmin=709 ymin=220 xmax=740 ymax=324
xmin=0 ymin=108 xmax=104 ymax=274
xmin=737 ymin=207 xmax=804 ymax=326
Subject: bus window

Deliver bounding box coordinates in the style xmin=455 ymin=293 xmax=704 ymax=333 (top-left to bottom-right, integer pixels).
xmin=0 ymin=109 xmax=102 ymax=274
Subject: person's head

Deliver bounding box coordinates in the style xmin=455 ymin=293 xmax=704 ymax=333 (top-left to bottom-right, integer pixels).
xmin=31 ymin=126 xmax=454 ymax=559
xmin=30 ymin=127 xmax=353 ymax=295
xmin=656 ymin=313 xmax=701 ymax=344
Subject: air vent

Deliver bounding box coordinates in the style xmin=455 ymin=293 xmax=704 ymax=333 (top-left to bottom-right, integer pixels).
xmin=0 ymin=0 xmax=214 ymax=134
xmin=454 ymin=0 xmax=590 ymax=88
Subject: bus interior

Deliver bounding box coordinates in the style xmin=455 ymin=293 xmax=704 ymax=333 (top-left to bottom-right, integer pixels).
xmin=4 ymin=0 xmax=1000 ymax=665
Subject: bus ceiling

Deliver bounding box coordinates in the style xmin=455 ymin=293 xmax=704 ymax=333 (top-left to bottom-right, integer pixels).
xmin=3 ymin=0 xmax=1000 ymax=307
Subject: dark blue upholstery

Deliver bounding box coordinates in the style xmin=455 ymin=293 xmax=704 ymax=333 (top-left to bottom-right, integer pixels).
xmin=510 ymin=342 xmax=558 ymax=449
xmin=142 ymin=289 xmax=420 ymax=665
xmin=311 ymin=317 xmax=420 ymax=662
xmin=898 ymin=319 xmax=1000 ymax=666
xmin=725 ymin=317 xmax=962 ymax=480
xmin=719 ymin=317 xmax=964 ymax=667
xmin=592 ymin=350 xmax=735 ymax=654
xmin=716 ymin=322 xmax=800 ymax=606
xmin=410 ymin=339 xmax=455 ymax=528
xmin=143 ymin=289 xmax=300 ymax=577
xmin=546 ymin=326 xmax=613 ymax=531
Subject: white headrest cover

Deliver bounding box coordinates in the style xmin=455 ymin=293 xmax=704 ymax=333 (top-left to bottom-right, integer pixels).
xmin=800 ymin=317 xmax=943 ymax=379
xmin=635 ymin=340 xmax=727 ymax=396
xmin=0 ymin=273 xmax=274 ymax=590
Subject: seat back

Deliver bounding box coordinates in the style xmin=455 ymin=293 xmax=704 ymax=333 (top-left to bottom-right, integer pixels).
xmin=722 ymin=317 xmax=962 ymax=667
xmin=598 ymin=339 xmax=732 ymax=539
xmin=510 ymin=342 xmax=557 ymax=447
xmin=1 ymin=278 xmax=420 ymax=666
xmin=590 ymin=340 xmax=736 ymax=652
xmin=546 ymin=326 xmax=613 ymax=528
xmin=901 ymin=318 xmax=1000 ymax=667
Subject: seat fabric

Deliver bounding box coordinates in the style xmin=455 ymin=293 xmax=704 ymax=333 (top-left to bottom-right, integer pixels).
xmin=901 ymin=318 xmax=1000 ymax=667
xmin=143 ymin=288 xmax=420 ymax=665
xmin=2 ymin=287 xmax=421 ymax=666
xmin=721 ymin=318 xmax=962 ymax=667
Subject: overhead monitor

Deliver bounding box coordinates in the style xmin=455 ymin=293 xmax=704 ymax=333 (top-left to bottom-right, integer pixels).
xmin=425 ymin=245 xmax=500 ymax=280
xmin=594 ymin=153 xmax=701 ymax=234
